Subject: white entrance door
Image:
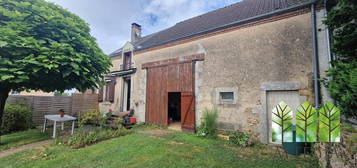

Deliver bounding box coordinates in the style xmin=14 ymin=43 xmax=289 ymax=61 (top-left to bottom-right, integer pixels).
xmin=267 ymin=90 xmax=306 ymax=143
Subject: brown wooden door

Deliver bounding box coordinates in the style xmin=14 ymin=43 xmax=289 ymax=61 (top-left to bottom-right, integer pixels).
xmin=146 ymin=67 xmax=168 ymax=126
xmin=146 ymin=62 xmax=194 ymax=127
xmin=181 ymin=92 xmax=195 ymax=132
xmin=124 ymin=54 xmax=131 ymax=70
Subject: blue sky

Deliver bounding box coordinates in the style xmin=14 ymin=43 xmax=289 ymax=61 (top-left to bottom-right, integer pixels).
xmin=46 ymin=0 xmax=241 ymax=54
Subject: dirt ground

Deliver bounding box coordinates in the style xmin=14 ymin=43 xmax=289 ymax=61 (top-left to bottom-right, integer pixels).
xmin=0 ymin=140 xmax=52 ymax=158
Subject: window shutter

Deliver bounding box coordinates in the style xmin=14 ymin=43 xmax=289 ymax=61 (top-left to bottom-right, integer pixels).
xmin=98 ymin=87 xmax=103 ymax=102
xmin=109 ymin=78 xmax=116 ymax=103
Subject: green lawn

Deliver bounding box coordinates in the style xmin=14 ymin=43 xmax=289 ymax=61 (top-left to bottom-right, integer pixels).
xmin=0 ymin=129 xmax=50 ymax=151
xmin=0 ymin=130 xmax=319 ymax=168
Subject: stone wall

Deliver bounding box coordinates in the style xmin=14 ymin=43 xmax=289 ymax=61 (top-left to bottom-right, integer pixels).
xmin=132 ymin=12 xmax=314 ymax=142
xmin=315 ymin=125 xmax=357 ymax=168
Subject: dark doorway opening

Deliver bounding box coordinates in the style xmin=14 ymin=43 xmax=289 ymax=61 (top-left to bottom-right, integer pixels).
xmin=125 ymin=77 xmax=131 ymax=111
xmin=168 ymin=92 xmax=181 ymax=125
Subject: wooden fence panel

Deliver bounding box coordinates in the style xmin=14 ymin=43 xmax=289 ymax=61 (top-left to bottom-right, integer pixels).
xmin=6 ymin=94 xmax=99 ymax=125
xmin=32 ymin=96 xmax=52 ymax=124
xmin=6 ymin=96 xmax=34 ymax=108
xmin=71 ymin=93 xmax=99 ymax=118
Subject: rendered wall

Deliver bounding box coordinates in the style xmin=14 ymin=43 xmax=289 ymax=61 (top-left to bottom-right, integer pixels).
xmin=99 ymin=56 xmax=124 ymax=114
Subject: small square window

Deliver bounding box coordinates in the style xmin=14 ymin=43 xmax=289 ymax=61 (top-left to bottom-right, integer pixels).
xmin=220 ymin=92 xmax=234 ymax=101
xmin=215 ymin=87 xmax=238 ymax=105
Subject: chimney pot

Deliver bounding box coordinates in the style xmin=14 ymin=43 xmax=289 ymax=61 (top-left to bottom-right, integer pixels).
xmin=131 ymin=23 xmax=141 ymax=43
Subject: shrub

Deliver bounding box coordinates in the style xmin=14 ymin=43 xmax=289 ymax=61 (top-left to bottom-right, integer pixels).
xmin=197 ymin=107 xmax=218 ymax=137
xmin=228 ymin=131 xmax=254 ymax=147
xmin=2 ymin=104 xmax=32 ymax=134
xmin=67 ymin=127 xmax=130 ymax=148
xmin=323 ymin=0 xmax=357 ymax=118
xmin=324 ymin=62 xmax=357 ymax=118
xmin=78 ymin=110 xmax=103 ymax=126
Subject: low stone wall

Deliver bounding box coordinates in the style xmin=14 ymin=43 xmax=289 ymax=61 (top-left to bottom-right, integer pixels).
xmin=315 ymin=125 xmax=357 ymax=168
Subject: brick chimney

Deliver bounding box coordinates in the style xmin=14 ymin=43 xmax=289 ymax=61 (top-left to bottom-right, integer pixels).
xmin=131 ymin=23 xmax=141 ymax=43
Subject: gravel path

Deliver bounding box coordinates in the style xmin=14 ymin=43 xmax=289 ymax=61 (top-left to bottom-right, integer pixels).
xmin=0 ymin=140 xmax=53 ymax=158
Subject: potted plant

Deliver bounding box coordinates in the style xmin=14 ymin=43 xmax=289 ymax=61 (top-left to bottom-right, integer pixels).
xmin=59 ymin=109 xmax=65 ymax=117
xmin=129 ymin=109 xmax=136 ymax=124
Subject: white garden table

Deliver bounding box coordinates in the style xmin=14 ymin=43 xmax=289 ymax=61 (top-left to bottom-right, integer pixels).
xmin=43 ymin=115 xmax=76 ymax=138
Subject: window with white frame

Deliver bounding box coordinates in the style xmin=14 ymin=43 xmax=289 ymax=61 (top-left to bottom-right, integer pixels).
xmin=215 ymin=88 xmax=238 ymax=104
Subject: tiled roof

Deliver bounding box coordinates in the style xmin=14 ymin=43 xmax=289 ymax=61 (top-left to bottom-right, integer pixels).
xmin=110 ymin=0 xmax=311 ymax=56
xmin=110 ymin=47 xmax=122 ymax=57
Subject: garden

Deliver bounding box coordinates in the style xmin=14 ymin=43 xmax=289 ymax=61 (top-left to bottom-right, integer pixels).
xmin=0 ymin=0 xmax=355 ymax=167
xmin=0 ymin=106 xmax=321 ymax=168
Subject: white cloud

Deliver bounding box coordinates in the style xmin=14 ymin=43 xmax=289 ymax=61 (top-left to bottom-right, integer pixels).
xmin=139 ymin=0 xmax=240 ymax=35
xmin=46 ymin=0 xmax=241 ymax=54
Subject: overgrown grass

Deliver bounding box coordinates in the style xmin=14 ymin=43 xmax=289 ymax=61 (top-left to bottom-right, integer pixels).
xmin=0 ymin=129 xmax=50 ymax=151
xmin=0 ymin=129 xmax=319 ymax=168
xmin=65 ymin=126 xmax=131 ymax=148
xmin=197 ymin=107 xmax=218 ymax=137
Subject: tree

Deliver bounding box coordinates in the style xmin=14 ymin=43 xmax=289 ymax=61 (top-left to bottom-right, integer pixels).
xmin=323 ymin=0 xmax=357 ymax=118
xmin=0 ymin=0 xmax=111 ymax=126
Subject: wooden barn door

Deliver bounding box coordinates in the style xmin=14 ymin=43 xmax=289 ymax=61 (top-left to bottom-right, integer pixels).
xmin=181 ymin=92 xmax=195 ymax=132
xmin=146 ymin=67 xmax=168 ymax=126
xmin=145 ymin=61 xmax=195 ymax=131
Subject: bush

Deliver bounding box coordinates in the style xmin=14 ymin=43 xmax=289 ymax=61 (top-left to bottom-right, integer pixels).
xmin=78 ymin=110 xmax=103 ymax=126
xmin=67 ymin=126 xmax=130 ymax=148
xmin=228 ymin=131 xmax=254 ymax=147
xmin=324 ymin=62 xmax=357 ymax=118
xmin=197 ymin=107 xmax=218 ymax=137
xmin=2 ymin=104 xmax=32 ymax=134
xmin=323 ymin=0 xmax=357 ymax=118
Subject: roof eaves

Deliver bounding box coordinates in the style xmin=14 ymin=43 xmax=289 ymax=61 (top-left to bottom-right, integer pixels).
xmin=109 ymin=46 xmax=124 ymax=58
xmin=109 ymin=51 xmax=122 ymax=58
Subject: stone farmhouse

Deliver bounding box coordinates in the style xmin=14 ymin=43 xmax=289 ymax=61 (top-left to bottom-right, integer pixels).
xmin=99 ymin=0 xmax=333 ymax=143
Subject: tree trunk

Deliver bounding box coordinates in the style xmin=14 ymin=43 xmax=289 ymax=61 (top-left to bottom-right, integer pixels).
xmin=0 ymin=88 xmax=10 ymax=135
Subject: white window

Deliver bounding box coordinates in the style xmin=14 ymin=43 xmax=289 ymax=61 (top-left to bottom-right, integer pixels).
xmin=220 ymin=92 xmax=234 ymax=101
xmin=215 ymin=88 xmax=238 ymax=104
xmin=10 ymin=90 xmax=20 ymax=95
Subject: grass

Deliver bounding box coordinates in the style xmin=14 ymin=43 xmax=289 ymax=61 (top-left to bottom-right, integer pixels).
xmin=0 ymin=129 xmax=50 ymax=151
xmin=0 ymin=128 xmax=319 ymax=168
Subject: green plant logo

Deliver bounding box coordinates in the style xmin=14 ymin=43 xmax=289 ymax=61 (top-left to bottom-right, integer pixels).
xmin=272 ymin=102 xmax=293 ymax=143
xmin=319 ymin=102 xmax=340 ymax=142
xmin=296 ymin=102 xmax=318 ymax=142
xmin=272 ymin=101 xmax=340 ymax=143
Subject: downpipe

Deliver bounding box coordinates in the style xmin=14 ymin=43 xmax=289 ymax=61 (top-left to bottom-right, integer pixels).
xmin=311 ymin=4 xmax=321 ymax=109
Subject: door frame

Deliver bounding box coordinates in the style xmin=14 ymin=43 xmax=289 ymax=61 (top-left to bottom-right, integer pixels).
xmin=260 ymin=82 xmax=302 ymax=144
xmin=144 ymin=59 xmax=198 ymax=131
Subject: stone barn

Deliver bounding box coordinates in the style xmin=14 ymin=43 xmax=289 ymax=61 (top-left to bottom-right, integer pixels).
xmin=99 ymin=0 xmax=332 ymax=143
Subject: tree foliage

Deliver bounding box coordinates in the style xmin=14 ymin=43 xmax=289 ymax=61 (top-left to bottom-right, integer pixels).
xmin=0 ymin=0 xmax=111 ymax=92
xmin=323 ymin=0 xmax=357 ymax=118
xmin=0 ymin=0 xmax=111 ymax=127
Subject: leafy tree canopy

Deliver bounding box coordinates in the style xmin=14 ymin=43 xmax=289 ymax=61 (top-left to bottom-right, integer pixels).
xmin=0 ymin=0 xmax=111 ymax=126
xmin=323 ymin=0 xmax=357 ymax=118
xmin=0 ymin=0 xmax=111 ymax=93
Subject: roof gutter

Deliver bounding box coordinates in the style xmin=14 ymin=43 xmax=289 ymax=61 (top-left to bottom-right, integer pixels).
xmin=135 ymin=0 xmax=320 ymax=52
